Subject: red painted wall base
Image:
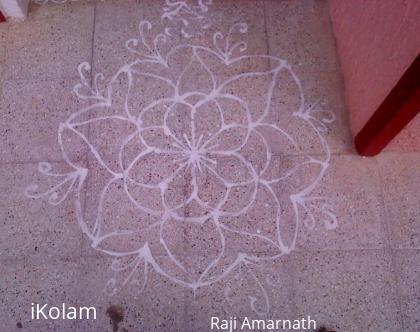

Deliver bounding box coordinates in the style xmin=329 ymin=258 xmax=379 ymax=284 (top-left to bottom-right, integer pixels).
xmin=355 ymin=55 xmax=420 ymax=156
xmin=0 ymin=11 xmax=6 ymax=23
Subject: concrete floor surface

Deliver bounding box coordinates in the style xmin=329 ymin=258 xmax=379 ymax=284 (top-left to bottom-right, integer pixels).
xmin=0 ymin=1 xmax=419 ymax=331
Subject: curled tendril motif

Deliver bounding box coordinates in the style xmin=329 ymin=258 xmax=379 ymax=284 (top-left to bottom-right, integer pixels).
xmin=213 ymin=23 xmax=249 ymax=63
xmin=73 ymin=62 xmax=107 ymax=102
xmin=25 ymin=1 xmax=338 ymax=316
xmin=25 ymin=162 xmax=87 ymax=206
xmin=125 ymin=21 xmax=169 ymax=66
xmin=162 ymin=0 xmax=213 ymax=38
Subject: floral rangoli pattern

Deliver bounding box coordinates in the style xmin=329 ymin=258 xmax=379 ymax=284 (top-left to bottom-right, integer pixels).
xmin=26 ymin=0 xmax=338 ymax=315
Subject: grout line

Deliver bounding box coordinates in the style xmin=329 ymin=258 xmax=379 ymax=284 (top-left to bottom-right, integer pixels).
xmin=262 ymin=0 xmax=275 ymax=72
xmin=0 ymin=151 xmax=367 ymax=167
xmin=2 ymin=151 xmax=419 ymax=170
xmin=4 ymin=150 xmax=420 ymax=168
xmin=0 ymin=23 xmax=10 ymax=93
xmin=288 ymin=250 xmax=299 ymax=320
xmin=177 ymin=14 xmax=191 ymax=332
xmin=375 ymin=155 xmax=407 ymax=328
xmin=170 ymin=247 xmax=402 ymax=259
xmin=2 ymin=73 xmax=84 ymax=85
xmin=262 ymin=0 xmax=270 ymax=57
xmin=374 ymin=156 xmax=393 ymax=250
xmin=0 ymin=158 xmax=87 ymax=166
xmin=77 ymin=2 xmax=97 ymax=262
xmin=291 ymin=246 xmax=395 ymax=253
xmin=387 ymin=248 xmax=406 ymax=329
xmin=0 ymin=253 xmax=84 ymax=265
xmin=373 ymin=150 xmax=420 ymax=156
xmin=392 ymin=247 xmax=420 ymax=251
xmin=74 ymin=1 xmax=96 ymax=318
xmin=89 ymin=2 xmax=97 ymax=82
xmin=324 ymin=0 xmax=355 ymax=153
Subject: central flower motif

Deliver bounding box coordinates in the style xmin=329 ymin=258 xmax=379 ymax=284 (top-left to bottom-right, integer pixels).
xmin=130 ymin=89 xmax=254 ymax=223
xmin=174 ymin=131 xmax=215 ymax=172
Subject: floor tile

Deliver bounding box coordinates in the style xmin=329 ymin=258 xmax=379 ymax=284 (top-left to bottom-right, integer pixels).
xmin=179 ymin=0 xmax=267 ymax=54
xmin=294 ymin=155 xmax=388 ymax=250
xmin=0 ymin=257 xmax=81 ymax=332
xmin=293 ymin=249 xmax=403 ymax=331
xmin=6 ymin=2 xmax=94 ymax=80
xmin=0 ymin=162 xmax=85 ymax=261
xmin=0 ymin=1 xmax=417 ymax=331
xmin=265 ymin=0 xmax=353 ymax=155
xmin=81 ymin=161 xmax=186 ymax=258
xmin=265 ymin=0 xmax=339 ymax=73
xmin=185 ymin=255 xmax=296 ymax=331
xmin=394 ymin=249 xmax=420 ymax=330
xmin=94 ymin=0 xmax=181 ymax=79
xmin=75 ymin=255 xmax=186 ymax=332
xmin=0 ymin=78 xmax=88 ymax=163
xmin=377 ymin=152 xmax=420 ymax=248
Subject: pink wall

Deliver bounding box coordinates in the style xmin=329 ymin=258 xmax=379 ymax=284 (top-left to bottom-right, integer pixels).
xmin=329 ymin=0 xmax=420 ymax=135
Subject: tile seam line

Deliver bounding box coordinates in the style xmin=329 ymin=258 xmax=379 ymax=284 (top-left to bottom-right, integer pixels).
xmin=387 ymin=248 xmax=406 ymax=329
xmin=324 ymin=0 xmax=352 ymax=142
xmin=262 ymin=0 xmax=270 ymax=58
xmin=173 ymin=15 xmax=190 ymax=332
xmin=6 ymin=248 xmax=420 ymax=267
xmin=83 ymin=1 xmax=97 ymax=218
xmin=0 ymin=159 xmax=87 ymax=166
xmin=76 ymin=1 xmax=97 ymax=276
xmin=375 ymin=156 xmax=406 ymax=329
xmin=0 ymin=23 xmax=9 ymax=94
xmin=391 ymin=247 xmax=420 ymax=251
xmin=289 ymin=241 xmax=299 ymax=320
xmin=373 ymin=157 xmax=392 ymax=250
xmin=2 ymin=73 xmax=86 ymax=84
xmin=1 ymin=151 xmax=404 ymax=166
xmin=0 ymin=254 xmax=84 ymax=265
xmin=17 ymin=150 xmax=375 ymax=161
xmin=290 ymin=247 xmax=398 ymax=253
xmin=77 ymin=247 xmax=420 ymax=259
xmin=165 ymin=247 xmax=401 ymax=257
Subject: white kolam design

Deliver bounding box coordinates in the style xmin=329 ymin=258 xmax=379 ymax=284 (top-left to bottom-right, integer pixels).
xmin=33 ymin=0 xmax=213 ymax=38
xmin=26 ymin=0 xmax=338 ymax=315
xmin=162 ymin=0 xmax=213 ymax=38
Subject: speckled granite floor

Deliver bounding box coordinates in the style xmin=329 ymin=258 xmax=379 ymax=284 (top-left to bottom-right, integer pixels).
xmin=0 ymin=1 xmax=419 ymax=331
